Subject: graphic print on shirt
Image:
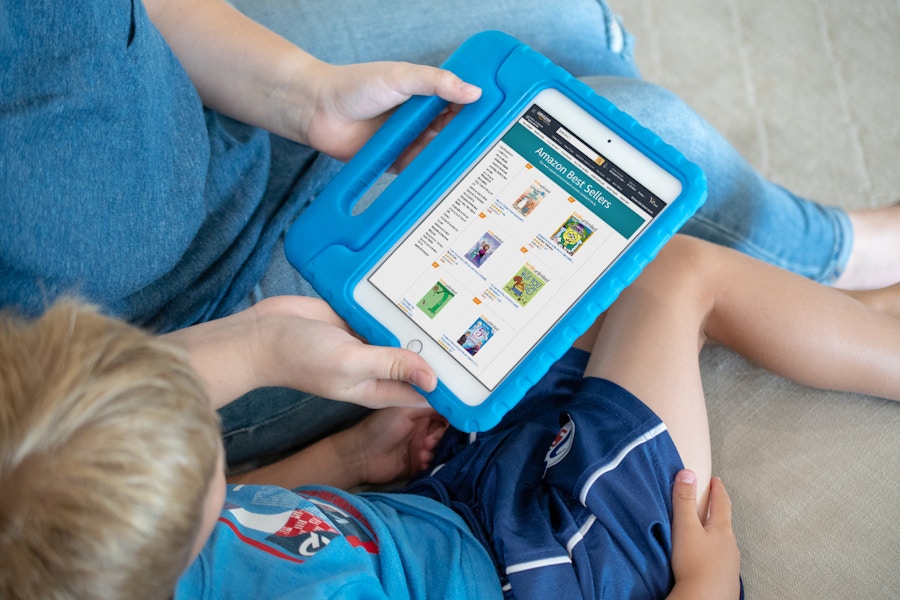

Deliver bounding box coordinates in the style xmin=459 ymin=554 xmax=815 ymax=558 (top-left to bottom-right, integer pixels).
xmin=544 ymin=416 xmax=575 ymax=474
xmin=220 ymin=486 xmax=380 ymax=563
xmin=305 ymin=490 xmax=380 ymax=554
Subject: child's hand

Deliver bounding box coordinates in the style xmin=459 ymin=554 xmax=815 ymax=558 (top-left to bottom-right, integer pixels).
xmin=228 ymin=407 xmax=448 ymax=491
xmin=293 ymin=61 xmax=482 ymax=164
xmin=667 ymin=470 xmax=742 ymax=600
xmin=340 ymin=407 xmax=449 ymax=486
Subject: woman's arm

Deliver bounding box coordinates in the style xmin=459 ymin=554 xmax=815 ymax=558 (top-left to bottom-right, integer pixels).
xmin=162 ymin=296 xmax=437 ymax=411
xmin=142 ymin=0 xmax=480 ymax=159
xmin=143 ymin=0 xmax=315 ymax=137
xmin=165 ymin=296 xmax=449 ymax=490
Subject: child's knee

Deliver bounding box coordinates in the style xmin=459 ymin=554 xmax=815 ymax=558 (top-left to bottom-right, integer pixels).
xmin=636 ymin=235 xmax=718 ymax=302
xmin=646 ymin=234 xmax=705 ymax=275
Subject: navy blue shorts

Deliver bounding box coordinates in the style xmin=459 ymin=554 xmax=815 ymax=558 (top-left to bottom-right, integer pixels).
xmin=405 ymin=348 xmax=684 ymax=599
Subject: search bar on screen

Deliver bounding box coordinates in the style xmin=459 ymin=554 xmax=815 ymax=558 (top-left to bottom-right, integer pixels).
xmin=556 ymin=128 xmax=606 ymax=166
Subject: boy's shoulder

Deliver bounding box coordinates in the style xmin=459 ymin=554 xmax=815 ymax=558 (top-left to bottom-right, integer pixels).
xmin=177 ymin=485 xmax=501 ymax=600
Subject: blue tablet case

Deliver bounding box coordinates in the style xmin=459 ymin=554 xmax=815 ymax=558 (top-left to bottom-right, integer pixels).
xmin=285 ymin=31 xmax=706 ymax=431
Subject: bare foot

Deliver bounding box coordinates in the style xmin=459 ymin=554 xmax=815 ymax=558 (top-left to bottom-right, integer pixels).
xmin=834 ymin=204 xmax=900 ymax=290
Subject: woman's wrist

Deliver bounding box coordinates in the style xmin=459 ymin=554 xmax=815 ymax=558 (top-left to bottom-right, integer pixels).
xmin=265 ymin=49 xmax=329 ymax=144
xmin=161 ymin=305 xmax=269 ymax=409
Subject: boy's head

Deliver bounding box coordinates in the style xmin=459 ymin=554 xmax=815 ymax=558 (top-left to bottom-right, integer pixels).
xmin=0 ymin=300 xmax=222 ymax=600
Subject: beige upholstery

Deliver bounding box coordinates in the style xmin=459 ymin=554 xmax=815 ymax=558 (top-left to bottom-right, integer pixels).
xmin=614 ymin=1 xmax=900 ymax=598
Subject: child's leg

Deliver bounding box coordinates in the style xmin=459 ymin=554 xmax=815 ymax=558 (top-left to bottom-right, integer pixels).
xmin=575 ymin=238 xmax=716 ymax=506
xmin=839 ymin=283 xmax=900 ymax=320
xmin=577 ymin=234 xmax=900 ymax=510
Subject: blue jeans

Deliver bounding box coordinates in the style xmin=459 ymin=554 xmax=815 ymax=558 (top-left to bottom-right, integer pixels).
xmin=222 ymin=0 xmax=852 ymax=467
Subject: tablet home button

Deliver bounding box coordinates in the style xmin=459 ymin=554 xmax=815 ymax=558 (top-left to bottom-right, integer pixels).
xmin=406 ymin=339 xmax=423 ymax=354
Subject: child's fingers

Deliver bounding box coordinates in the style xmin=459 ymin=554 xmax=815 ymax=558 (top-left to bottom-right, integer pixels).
xmin=416 ymin=447 xmax=436 ymax=470
xmin=671 ymin=469 xmax=702 ymax=528
xmin=426 ymin=415 xmax=449 ymax=440
xmin=705 ymin=476 xmax=734 ymax=531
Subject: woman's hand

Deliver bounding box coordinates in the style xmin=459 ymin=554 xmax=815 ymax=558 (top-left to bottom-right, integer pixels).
xmin=164 ymin=296 xmax=437 ymax=410
xmin=288 ymin=60 xmax=482 ymax=164
xmin=145 ymin=0 xmax=480 ymax=163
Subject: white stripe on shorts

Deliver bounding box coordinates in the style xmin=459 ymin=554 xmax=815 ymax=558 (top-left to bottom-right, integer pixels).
xmin=506 ymin=555 xmax=573 ymax=575
xmin=577 ymin=422 xmax=668 ymax=505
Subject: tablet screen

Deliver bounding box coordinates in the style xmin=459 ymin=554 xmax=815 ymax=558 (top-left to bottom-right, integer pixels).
xmin=359 ymin=88 xmax=681 ymax=398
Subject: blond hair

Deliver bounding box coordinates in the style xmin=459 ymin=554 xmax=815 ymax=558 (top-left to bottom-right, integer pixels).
xmin=0 ymin=300 xmax=221 ymax=600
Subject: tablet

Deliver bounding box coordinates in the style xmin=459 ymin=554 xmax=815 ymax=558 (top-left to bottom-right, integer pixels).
xmin=355 ymin=86 xmax=681 ymax=402
xmin=285 ymin=32 xmax=706 ymax=431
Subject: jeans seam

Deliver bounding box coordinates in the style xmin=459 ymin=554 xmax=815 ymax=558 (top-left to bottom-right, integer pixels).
xmin=221 ymin=399 xmax=314 ymax=441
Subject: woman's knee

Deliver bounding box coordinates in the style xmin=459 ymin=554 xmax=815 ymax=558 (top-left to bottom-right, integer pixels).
xmin=582 ymin=76 xmax=718 ymax=161
xmin=232 ymin=0 xmax=639 ymax=77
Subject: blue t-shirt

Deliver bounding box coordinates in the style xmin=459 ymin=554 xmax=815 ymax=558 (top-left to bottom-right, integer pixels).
xmin=1 ymin=1 xmax=308 ymax=331
xmin=176 ymin=484 xmax=502 ymax=600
